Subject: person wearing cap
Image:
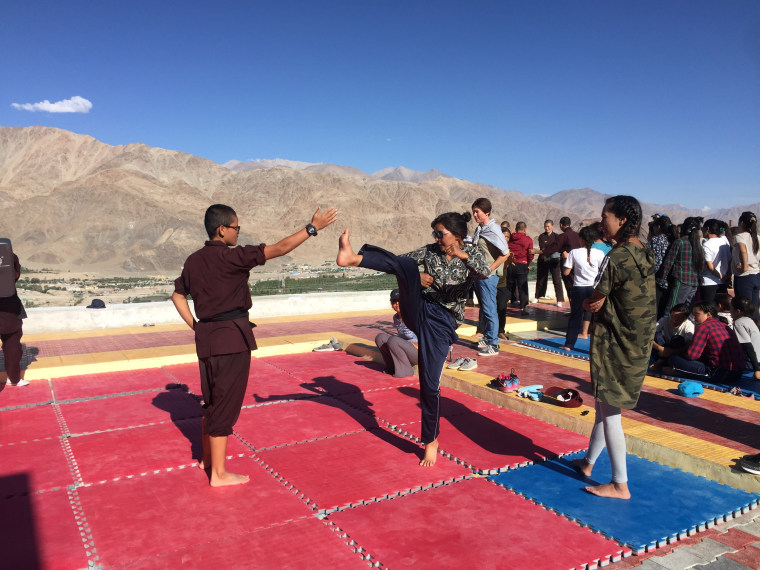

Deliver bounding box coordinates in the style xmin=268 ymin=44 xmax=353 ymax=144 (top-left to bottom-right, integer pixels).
xmin=0 ymin=244 xmax=29 ymax=387
xmin=374 ymin=289 xmax=419 ymax=378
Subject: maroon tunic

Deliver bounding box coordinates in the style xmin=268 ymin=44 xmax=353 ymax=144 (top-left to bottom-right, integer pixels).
xmin=174 ymin=241 xmax=266 ymax=358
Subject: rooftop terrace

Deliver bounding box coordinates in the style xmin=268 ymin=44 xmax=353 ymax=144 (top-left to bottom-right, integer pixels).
xmin=2 ymin=293 xmax=759 ymax=569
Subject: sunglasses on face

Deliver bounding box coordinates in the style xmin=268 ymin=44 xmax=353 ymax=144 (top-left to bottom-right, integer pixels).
xmin=432 ymin=230 xmax=451 ymax=240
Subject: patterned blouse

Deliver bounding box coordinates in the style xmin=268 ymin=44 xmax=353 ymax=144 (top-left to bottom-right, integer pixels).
xmin=402 ymin=243 xmax=490 ymax=323
xmin=648 ymin=234 xmax=671 ymax=289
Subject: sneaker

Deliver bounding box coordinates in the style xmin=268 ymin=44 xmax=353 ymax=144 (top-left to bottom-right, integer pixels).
xmin=557 ymin=302 xmax=563 ymax=308
xmin=329 ymin=337 xmax=343 ymax=351
xmin=5 ymin=379 xmax=30 ymax=387
xmin=478 ymin=344 xmax=499 ymax=357
xmin=477 ymin=337 xmax=488 ymax=349
xmin=740 ymin=454 xmax=760 ymax=475
xmin=313 ymin=339 xmax=336 ymax=352
xmin=447 ymin=356 xmax=466 ymax=370
xmin=459 ymin=358 xmax=478 ymax=371
xmin=532 ymin=298 xmax=539 ymax=304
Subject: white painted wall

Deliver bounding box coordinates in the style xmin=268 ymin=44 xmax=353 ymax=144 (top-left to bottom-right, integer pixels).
xmin=23 ymin=282 xmax=542 ymax=334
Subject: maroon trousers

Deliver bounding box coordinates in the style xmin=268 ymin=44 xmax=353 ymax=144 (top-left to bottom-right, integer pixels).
xmin=1 ymin=326 xmax=22 ymax=382
xmin=198 ymin=350 xmax=251 ymax=436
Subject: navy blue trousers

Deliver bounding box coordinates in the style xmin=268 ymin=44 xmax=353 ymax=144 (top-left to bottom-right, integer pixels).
xmin=359 ymin=245 xmax=458 ymax=443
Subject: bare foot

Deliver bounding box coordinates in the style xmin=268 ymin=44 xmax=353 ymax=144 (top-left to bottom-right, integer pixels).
xmin=584 ymin=482 xmax=631 ymax=499
xmin=560 ymin=346 xmax=572 ymax=351
xmin=577 ymin=335 xmax=589 ymax=340
xmin=754 ymin=371 xmax=760 ymax=381
xmin=336 ymin=229 xmax=360 ymax=267
xmin=572 ymin=457 xmax=593 ymax=477
xmin=419 ymin=439 xmax=438 ymax=467
xmin=210 ymin=471 xmax=250 ymax=487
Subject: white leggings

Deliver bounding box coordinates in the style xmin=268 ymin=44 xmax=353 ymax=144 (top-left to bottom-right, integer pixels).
xmin=584 ymin=399 xmax=628 ymax=483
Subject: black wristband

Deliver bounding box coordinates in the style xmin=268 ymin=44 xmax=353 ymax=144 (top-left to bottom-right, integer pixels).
xmin=305 ymin=223 xmax=318 ymax=236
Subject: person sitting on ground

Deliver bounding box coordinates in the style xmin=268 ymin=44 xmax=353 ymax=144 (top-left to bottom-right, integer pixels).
xmin=496 ymin=223 xmax=515 ymax=340
xmin=533 ymin=219 xmax=565 ymax=305
xmin=336 ymin=212 xmax=489 ymax=466
xmin=375 ymin=289 xmax=419 ymax=378
xmin=561 ymin=225 xmax=606 ymax=350
xmin=532 ymin=216 xmax=579 ymax=307
xmin=471 ymin=198 xmax=510 ymax=357
xmin=649 ymin=303 xmax=694 ymax=371
xmin=731 ymin=296 xmax=760 ymax=381
xmin=699 ymin=219 xmax=731 ymax=304
xmin=172 ymin=203 xmax=338 ymax=487
xmin=658 ymin=217 xmax=704 ymax=315
xmin=663 ymin=300 xmax=746 ymax=384
xmin=505 ymin=221 xmax=534 ymax=316
xmin=715 ymin=291 xmax=734 ymax=329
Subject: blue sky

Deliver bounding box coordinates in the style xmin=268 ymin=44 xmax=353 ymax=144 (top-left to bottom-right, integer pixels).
xmin=1 ymin=1 xmax=758 ymax=209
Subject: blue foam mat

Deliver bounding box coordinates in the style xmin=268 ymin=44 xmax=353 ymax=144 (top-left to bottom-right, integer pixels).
xmin=519 ymin=337 xmax=590 ymax=359
xmin=654 ymin=371 xmax=760 ymax=399
xmin=489 ymin=450 xmax=759 ymax=551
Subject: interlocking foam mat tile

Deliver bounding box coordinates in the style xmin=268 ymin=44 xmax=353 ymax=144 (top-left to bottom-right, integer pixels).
xmin=0 ymin=438 xmax=74 ymax=495
xmin=0 ymin=380 xmax=53 ymax=408
xmin=256 ymin=428 xmax=470 ymax=512
xmin=490 ymin=450 xmax=760 ymax=551
xmin=653 ymin=370 xmax=760 ymax=399
xmin=2 ymin=488 xmax=89 ymax=569
xmin=79 ymin=457 xmax=312 ymax=567
xmin=52 ymin=368 xmax=175 ymax=400
xmin=520 ymin=336 xmax=590 ymax=359
xmin=114 ymin=515 xmax=361 ymax=570
xmin=400 ymin=407 xmax=589 ymax=473
xmin=161 ymin=362 xmax=202 ymax=393
xmin=336 ymin=385 xmax=500 ymax=429
xmin=0 ymin=405 xmax=63 ymax=444
xmin=329 ymin=477 xmax=628 ymax=569
xmin=68 ymin=419 xmax=251 ymax=484
xmin=59 ymin=389 xmax=202 ymax=434
xmin=246 ymin=364 xmax=343 ymax=403
xmin=265 ymin=351 xmax=374 ymax=375
xmin=234 ymin=396 xmax=378 ymax=449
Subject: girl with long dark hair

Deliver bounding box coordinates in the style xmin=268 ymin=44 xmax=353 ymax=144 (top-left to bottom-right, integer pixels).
xmin=575 ymin=195 xmax=656 ymax=499
xmin=733 ymin=211 xmax=760 ymax=319
xmin=658 ymin=216 xmax=704 ymax=314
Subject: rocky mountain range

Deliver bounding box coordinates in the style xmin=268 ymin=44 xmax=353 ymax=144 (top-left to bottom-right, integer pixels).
xmin=0 ymin=126 xmax=756 ymax=275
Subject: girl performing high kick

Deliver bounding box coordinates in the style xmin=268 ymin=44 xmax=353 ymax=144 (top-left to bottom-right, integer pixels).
xmin=336 ymin=212 xmax=489 ymax=466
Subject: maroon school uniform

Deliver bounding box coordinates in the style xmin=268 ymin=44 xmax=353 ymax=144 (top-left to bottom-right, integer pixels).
xmin=174 ymin=240 xmax=266 ymax=436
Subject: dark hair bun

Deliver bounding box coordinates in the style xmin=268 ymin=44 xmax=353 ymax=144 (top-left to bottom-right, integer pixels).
xmin=461 ymin=212 xmax=472 ymax=223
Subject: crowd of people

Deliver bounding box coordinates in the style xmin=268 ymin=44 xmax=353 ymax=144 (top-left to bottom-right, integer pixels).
xmin=3 ymin=197 xmax=759 ymax=494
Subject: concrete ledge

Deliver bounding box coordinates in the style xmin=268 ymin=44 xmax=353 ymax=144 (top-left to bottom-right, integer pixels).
xmin=23 ymin=290 xmax=394 ymax=334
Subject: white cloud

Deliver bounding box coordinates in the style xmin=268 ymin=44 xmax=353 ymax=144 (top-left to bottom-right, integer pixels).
xmin=11 ymin=95 xmax=92 ymax=113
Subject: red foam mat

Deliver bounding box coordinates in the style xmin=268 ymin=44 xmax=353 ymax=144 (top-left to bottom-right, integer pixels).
xmin=79 ymin=458 xmax=312 ymax=567
xmin=336 ymin=385 xmax=500 ymax=429
xmin=52 ymin=368 xmax=174 ymax=400
xmin=68 ymin=419 xmax=251 ymax=484
xmin=161 ymin=362 xmax=202 ymax=393
xmin=59 ymin=390 xmax=201 ymax=435
xmin=403 ymin=408 xmax=589 ymax=471
xmin=0 ymin=380 xmax=53 ymax=407
xmin=113 ymin=515 xmax=361 ymax=570
xmin=265 ymin=352 xmax=373 ymax=374
xmin=0 ymin=405 xmax=62 ymax=444
xmin=234 ymin=397 xmax=377 ymax=449
xmin=256 ymin=428 xmax=470 ymax=511
xmin=0 ymin=438 xmax=74 ymax=495
xmin=2 ymin=488 xmax=89 ymax=570
xmin=330 ymin=477 xmax=624 ymax=569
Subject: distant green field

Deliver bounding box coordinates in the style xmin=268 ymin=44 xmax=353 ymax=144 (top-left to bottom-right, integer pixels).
xmin=249 ymin=273 xmax=398 ymax=296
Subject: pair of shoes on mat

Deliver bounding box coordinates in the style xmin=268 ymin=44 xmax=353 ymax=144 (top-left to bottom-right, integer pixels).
xmin=4 ymin=379 xmax=30 ymax=387
xmin=517 ymin=384 xmax=543 ymax=401
xmin=740 ymin=453 xmax=760 ymax=475
xmin=313 ymin=337 xmax=342 ymax=352
xmin=477 ymin=344 xmax=498 ymax=357
xmin=449 ymin=357 xmax=478 ymax=371
xmin=492 ymin=370 xmax=520 ymax=392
